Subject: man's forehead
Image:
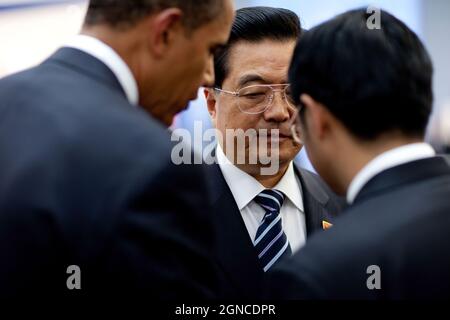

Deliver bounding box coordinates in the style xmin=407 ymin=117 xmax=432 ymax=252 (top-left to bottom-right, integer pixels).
xmin=225 ymin=51 xmax=292 ymax=87
xmin=226 ymin=40 xmax=294 ymax=78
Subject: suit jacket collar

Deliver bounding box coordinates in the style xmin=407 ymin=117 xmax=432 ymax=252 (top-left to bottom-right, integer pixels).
xmin=65 ymin=35 xmax=138 ymax=105
xmin=45 ymin=47 xmax=127 ymax=100
xmin=354 ymin=157 xmax=450 ymax=204
xmin=347 ymin=143 xmax=435 ymax=204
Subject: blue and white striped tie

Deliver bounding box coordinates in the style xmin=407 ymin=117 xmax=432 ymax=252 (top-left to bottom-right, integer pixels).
xmin=253 ymin=189 xmax=292 ymax=272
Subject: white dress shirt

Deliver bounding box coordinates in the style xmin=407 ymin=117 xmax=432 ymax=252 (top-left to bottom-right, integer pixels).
xmin=65 ymin=35 xmax=139 ymax=106
xmin=347 ymin=143 xmax=436 ymax=204
xmin=216 ymin=144 xmax=307 ymax=253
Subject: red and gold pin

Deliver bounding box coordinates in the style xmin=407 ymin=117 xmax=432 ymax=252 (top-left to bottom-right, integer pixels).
xmin=322 ymin=221 xmax=333 ymax=230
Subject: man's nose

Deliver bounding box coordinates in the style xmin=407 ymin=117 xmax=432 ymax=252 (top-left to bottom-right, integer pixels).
xmin=263 ymin=90 xmax=291 ymax=122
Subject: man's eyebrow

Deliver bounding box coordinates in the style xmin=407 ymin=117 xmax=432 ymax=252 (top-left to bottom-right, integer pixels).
xmin=238 ymin=74 xmax=289 ymax=88
xmin=238 ymin=74 xmax=266 ymax=87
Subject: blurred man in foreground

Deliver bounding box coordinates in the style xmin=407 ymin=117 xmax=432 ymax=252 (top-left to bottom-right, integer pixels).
xmin=269 ymin=8 xmax=450 ymax=299
xmin=0 ymin=0 xmax=234 ymax=298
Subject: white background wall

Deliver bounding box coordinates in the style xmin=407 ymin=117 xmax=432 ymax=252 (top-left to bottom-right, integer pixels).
xmin=236 ymin=0 xmax=422 ymax=35
xmin=0 ymin=0 xmax=87 ymax=76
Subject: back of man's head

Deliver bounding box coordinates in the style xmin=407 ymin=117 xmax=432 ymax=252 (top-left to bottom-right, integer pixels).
xmin=85 ymin=0 xmax=224 ymax=31
xmin=289 ymin=8 xmax=433 ymax=141
xmin=214 ymin=6 xmax=301 ymax=88
xmin=81 ymin=0 xmax=234 ymax=126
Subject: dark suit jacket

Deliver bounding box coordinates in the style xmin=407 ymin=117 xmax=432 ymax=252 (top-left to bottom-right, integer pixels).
xmin=205 ymin=160 xmax=345 ymax=299
xmin=268 ymin=157 xmax=450 ymax=299
xmin=0 ymin=47 xmax=221 ymax=298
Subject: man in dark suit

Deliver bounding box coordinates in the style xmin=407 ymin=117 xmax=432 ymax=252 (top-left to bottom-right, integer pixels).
xmin=0 ymin=0 xmax=235 ymax=298
xmin=203 ymin=7 xmax=344 ymax=298
xmin=268 ymin=9 xmax=450 ymax=299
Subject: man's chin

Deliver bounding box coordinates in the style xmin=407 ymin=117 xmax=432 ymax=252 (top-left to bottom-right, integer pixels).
xmin=161 ymin=112 xmax=176 ymax=127
xmin=165 ymin=103 xmax=190 ymax=127
xmin=246 ymin=148 xmax=295 ymax=163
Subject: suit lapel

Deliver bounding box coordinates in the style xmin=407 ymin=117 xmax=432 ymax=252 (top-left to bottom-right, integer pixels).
xmin=294 ymin=166 xmax=332 ymax=236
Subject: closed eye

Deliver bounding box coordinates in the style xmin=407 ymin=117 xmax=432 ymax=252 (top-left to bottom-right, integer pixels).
xmin=242 ymin=93 xmax=265 ymax=98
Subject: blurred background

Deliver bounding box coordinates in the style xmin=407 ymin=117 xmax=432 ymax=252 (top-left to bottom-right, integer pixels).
xmin=1 ymin=0 xmax=449 ymax=167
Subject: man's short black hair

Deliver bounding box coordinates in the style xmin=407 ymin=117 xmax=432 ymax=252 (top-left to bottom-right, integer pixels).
xmin=289 ymin=8 xmax=433 ymax=140
xmin=214 ymin=6 xmax=301 ymax=88
xmin=85 ymin=0 xmax=224 ymax=30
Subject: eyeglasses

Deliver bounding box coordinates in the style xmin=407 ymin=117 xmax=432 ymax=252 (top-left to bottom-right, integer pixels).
xmin=214 ymin=84 xmax=295 ymax=114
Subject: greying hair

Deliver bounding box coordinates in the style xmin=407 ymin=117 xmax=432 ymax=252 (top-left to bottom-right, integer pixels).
xmin=85 ymin=0 xmax=224 ymax=30
xmin=214 ymin=7 xmax=301 ymax=87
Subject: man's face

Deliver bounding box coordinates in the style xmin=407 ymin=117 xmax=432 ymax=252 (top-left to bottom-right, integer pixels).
xmin=297 ymin=97 xmax=345 ymax=195
xmin=151 ymin=0 xmax=235 ymax=126
xmin=210 ymin=39 xmax=302 ymax=174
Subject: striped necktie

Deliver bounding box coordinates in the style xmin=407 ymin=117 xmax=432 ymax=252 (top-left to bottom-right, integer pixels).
xmin=253 ymin=189 xmax=292 ymax=272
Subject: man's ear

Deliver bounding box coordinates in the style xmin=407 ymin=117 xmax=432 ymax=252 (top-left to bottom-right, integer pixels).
xmin=204 ymin=88 xmax=218 ymax=123
xmin=300 ymin=94 xmax=331 ymax=141
xmin=147 ymin=8 xmax=183 ymax=58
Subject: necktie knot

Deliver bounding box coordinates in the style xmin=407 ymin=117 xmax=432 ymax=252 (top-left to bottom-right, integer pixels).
xmin=254 ymin=189 xmax=285 ymax=215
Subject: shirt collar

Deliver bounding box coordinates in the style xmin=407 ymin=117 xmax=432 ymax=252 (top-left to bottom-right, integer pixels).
xmin=347 ymin=142 xmax=436 ymax=204
xmin=65 ymin=35 xmax=139 ymax=106
xmin=276 ymin=162 xmax=304 ymax=212
xmin=216 ymin=144 xmax=303 ymax=211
